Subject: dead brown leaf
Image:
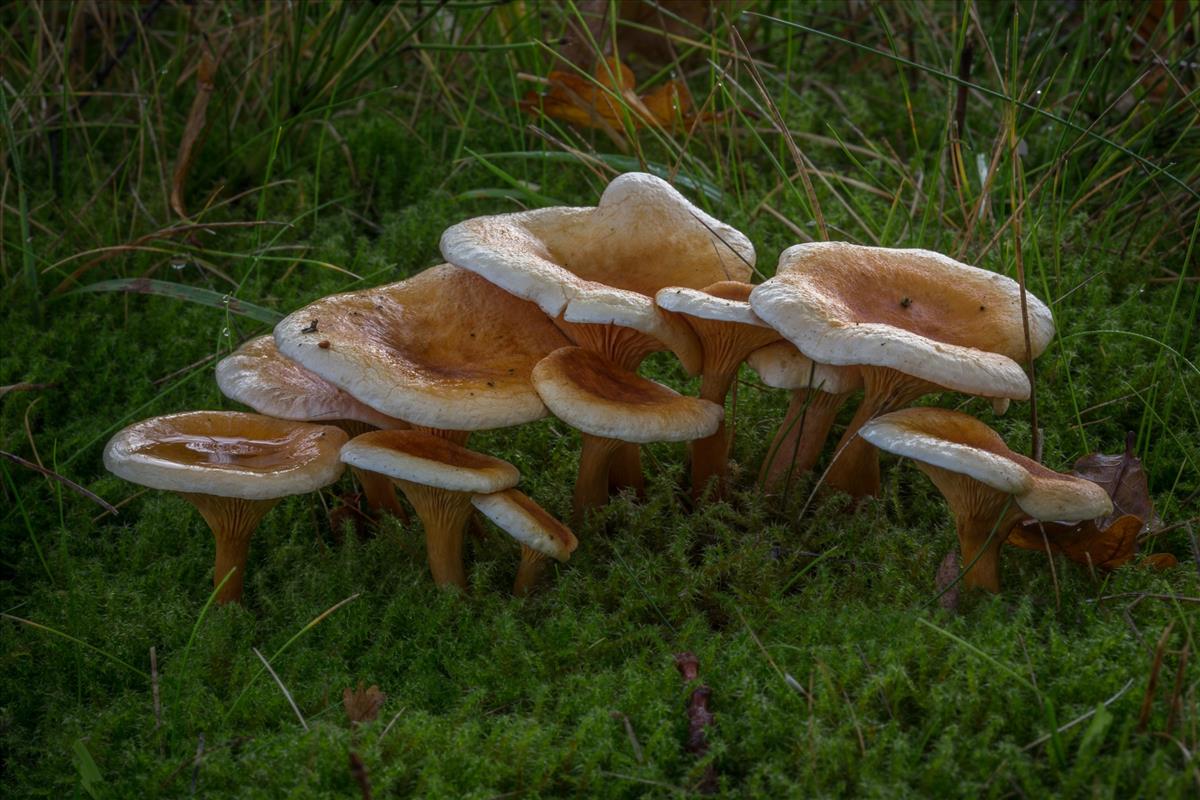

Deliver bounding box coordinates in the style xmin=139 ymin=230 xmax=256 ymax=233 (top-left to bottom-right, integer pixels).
xmin=520 ymin=57 xmax=710 ymax=136
xmin=1143 ymin=553 xmax=1179 ymax=571
xmin=1009 ymin=515 xmax=1141 ymax=571
xmin=171 ymin=49 xmax=219 ymax=219
xmin=1072 ymin=431 xmax=1158 ymax=532
xmin=343 ymin=682 xmax=386 ymax=725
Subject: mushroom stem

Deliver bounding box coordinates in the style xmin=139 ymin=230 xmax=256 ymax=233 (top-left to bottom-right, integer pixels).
xmin=395 ymin=480 xmax=474 ymax=589
xmin=825 ymin=367 xmax=931 ymax=500
xmin=513 ymin=546 xmax=549 ymax=596
xmin=574 ymin=434 xmax=624 ymax=525
xmin=351 ymin=467 xmax=409 ymax=520
xmin=916 ymin=465 xmax=1025 ymax=592
xmin=558 ymin=320 xmax=658 ymax=495
xmin=759 ymin=389 xmax=848 ymax=495
xmin=181 ymin=493 xmax=278 ymax=604
xmin=690 ymin=368 xmax=738 ymax=500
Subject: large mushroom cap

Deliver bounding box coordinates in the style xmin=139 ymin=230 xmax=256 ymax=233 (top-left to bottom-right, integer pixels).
xmin=861 ymin=408 xmax=1112 ymax=521
xmin=472 ymin=489 xmax=578 ymax=561
xmin=749 ymin=242 xmax=1055 ymax=399
xmin=440 ymin=172 xmax=754 ymax=370
xmin=216 ymin=335 xmax=405 ymax=429
xmin=340 ymin=430 xmax=520 ymax=494
xmin=103 ymin=411 xmax=347 ymax=500
xmin=532 ymin=347 xmax=723 ymax=443
xmin=747 ymin=341 xmax=863 ymax=394
xmin=274 ymin=264 xmax=570 ymax=431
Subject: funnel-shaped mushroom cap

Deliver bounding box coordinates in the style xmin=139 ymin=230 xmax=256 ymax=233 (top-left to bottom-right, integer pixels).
xmin=861 ymin=408 xmax=1113 ymax=521
xmin=216 ymin=336 xmax=406 ymax=429
xmin=747 ymin=341 xmax=863 ymax=394
xmin=749 ymin=243 xmax=1055 ymax=399
xmin=340 ymin=430 xmax=519 ymax=494
xmin=104 ymin=412 xmax=347 ymax=500
xmin=472 ymin=489 xmax=578 ymax=561
xmin=440 ymin=172 xmax=754 ymax=371
xmin=274 ymin=264 xmax=570 ymax=431
xmin=532 ymin=347 xmax=723 ymax=443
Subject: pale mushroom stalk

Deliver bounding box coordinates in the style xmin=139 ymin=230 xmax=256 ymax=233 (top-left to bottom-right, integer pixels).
xmin=340 ymin=430 xmax=520 ymax=589
xmin=750 ymin=242 xmax=1056 ymax=501
xmin=532 ymin=347 xmax=723 ymax=525
xmin=396 ymin=480 xmax=475 ymax=588
xmin=656 ymin=282 xmax=781 ymax=500
xmin=103 ymin=412 xmax=347 ymax=604
xmin=861 ymin=408 xmax=1112 ymax=592
xmin=182 ymin=493 xmax=278 ymax=604
xmin=472 ymin=489 xmax=577 ymax=596
xmin=759 ymin=390 xmax=848 ymax=493
xmin=906 ymin=467 xmax=1026 ymax=592
xmin=824 ymin=367 xmax=934 ymax=498
xmin=746 ymin=341 xmax=862 ymax=494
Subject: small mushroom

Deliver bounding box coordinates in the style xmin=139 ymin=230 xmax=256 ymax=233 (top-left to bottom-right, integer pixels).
xmin=103 ymin=412 xmax=347 ymax=603
xmin=750 ymin=242 xmax=1054 ymax=500
xmin=861 ymin=408 xmax=1112 ymax=592
xmin=532 ymin=347 xmax=723 ymax=523
xmin=746 ymin=341 xmax=862 ymax=494
xmin=472 ymin=489 xmax=577 ymax=596
xmin=655 ymin=282 xmax=781 ymax=500
xmin=216 ymin=335 xmax=410 ymax=519
xmin=441 ymin=172 xmax=753 ymax=493
xmin=340 ymin=430 xmax=519 ymax=588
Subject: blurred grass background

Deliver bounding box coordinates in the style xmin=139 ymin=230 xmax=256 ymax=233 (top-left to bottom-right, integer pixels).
xmin=1 ymin=1 xmax=1198 ymax=796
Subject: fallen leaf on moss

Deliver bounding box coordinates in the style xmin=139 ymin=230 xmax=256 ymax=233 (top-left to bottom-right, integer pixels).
xmin=1143 ymin=553 xmax=1179 ymax=571
xmin=343 ymin=682 xmax=386 ymax=725
xmin=521 ymin=57 xmax=709 ymax=134
xmin=1072 ymin=431 xmax=1158 ymax=532
xmin=1009 ymin=514 xmax=1141 ymax=570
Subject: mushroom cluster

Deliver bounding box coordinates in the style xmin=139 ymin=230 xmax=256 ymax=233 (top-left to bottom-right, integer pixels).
xmin=104 ymin=172 xmax=1114 ymax=601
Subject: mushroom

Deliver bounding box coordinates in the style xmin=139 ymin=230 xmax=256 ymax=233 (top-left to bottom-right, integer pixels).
xmin=441 ymin=172 xmax=753 ymax=492
xmin=472 ymin=489 xmax=578 ymax=596
xmin=340 ymin=430 xmax=519 ymax=588
xmin=860 ymin=408 xmax=1112 ymax=592
xmin=103 ymin=411 xmax=347 ymax=603
xmin=274 ymin=264 xmax=570 ymax=441
xmin=750 ymin=242 xmax=1054 ymax=500
xmin=216 ymin=335 xmax=410 ymax=519
xmin=746 ymin=341 xmax=863 ymax=494
xmin=655 ymin=281 xmax=781 ymax=500
xmin=532 ymin=346 xmax=724 ymax=523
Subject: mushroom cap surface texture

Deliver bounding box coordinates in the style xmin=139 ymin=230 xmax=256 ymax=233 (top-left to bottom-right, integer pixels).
xmin=748 ymin=242 xmax=1055 ymax=398
xmin=103 ymin=411 xmax=347 ymax=500
xmin=747 ymin=341 xmax=863 ymax=394
xmin=531 ymin=346 xmax=723 ymax=443
xmin=340 ymin=430 xmax=520 ymax=494
xmin=274 ymin=264 xmax=570 ymax=431
xmin=472 ymin=489 xmax=578 ymax=561
xmin=439 ymin=172 xmax=754 ymax=370
xmin=860 ymin=408 xmax=1113 ymax=521
xmin=216 ymin=335 xmax=405 ymax=429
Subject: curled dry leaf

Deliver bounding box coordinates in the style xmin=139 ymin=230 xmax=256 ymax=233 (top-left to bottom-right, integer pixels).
xmin=343 ymin=682 xmax=386 ymax=725
xmin=1010 ymin=515 xmax=1141 ymax=571
xmin=1143 ymin=553 xmax=1179 ymax=571
xmin=1072 ymin=431 xmax=1158 ymax=532
xmin=673 ymin=651 xmax=717 ymax=794
xmin=520 ymin=58 xmax=710 ymax=137
xmin=674 ymin=651 xmax=700 ymax=682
